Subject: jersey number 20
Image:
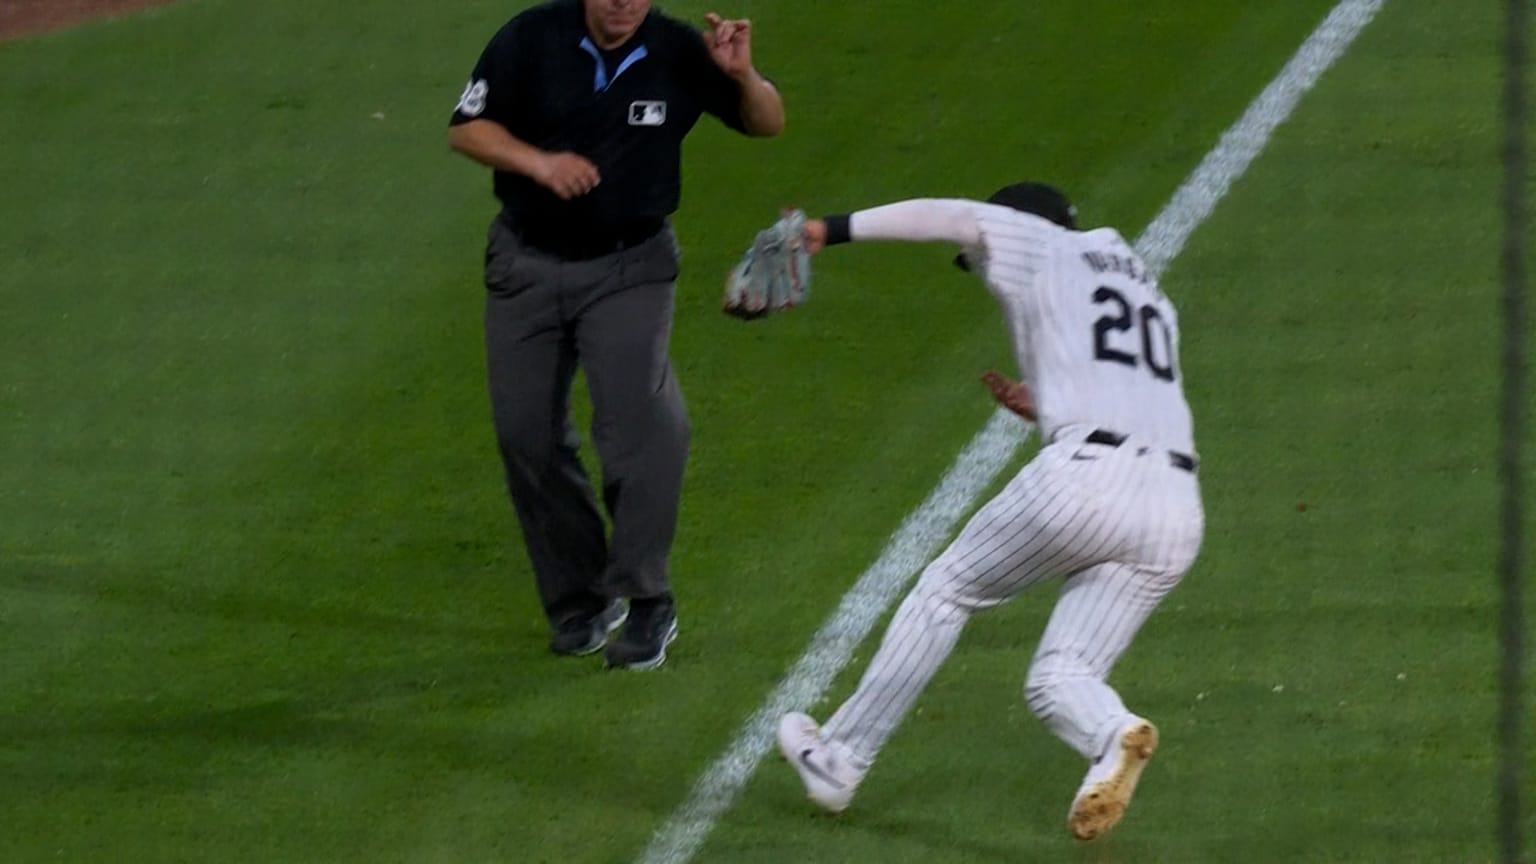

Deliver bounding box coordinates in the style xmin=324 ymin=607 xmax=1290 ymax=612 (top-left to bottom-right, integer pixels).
xmin=1091 ymin=286 xmax=1176 ymax=382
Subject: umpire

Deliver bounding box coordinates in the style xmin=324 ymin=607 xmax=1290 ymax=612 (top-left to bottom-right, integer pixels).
xmin=447 ymin=0 xmax=784 ymax=669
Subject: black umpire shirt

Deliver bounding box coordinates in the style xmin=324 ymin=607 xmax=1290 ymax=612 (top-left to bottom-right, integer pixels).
xmin=449 ymin=0 xmax=749 ymax=253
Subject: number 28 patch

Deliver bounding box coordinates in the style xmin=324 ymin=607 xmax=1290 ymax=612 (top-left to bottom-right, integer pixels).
xmin=628 ymin=101 xmax=667 ymax=126
xmin=457 ymin=79 xmax=488 ymax=117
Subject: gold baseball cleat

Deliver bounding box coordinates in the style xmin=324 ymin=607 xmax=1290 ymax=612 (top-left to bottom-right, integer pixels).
xmin=1069 ymin=718 xmax=1159 ymax=841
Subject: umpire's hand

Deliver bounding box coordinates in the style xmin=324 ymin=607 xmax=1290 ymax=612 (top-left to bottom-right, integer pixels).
xmin=704 ymin=13 xmax=754 ymax=77
xmin=535 ymin=151 xmax=601 ymax=200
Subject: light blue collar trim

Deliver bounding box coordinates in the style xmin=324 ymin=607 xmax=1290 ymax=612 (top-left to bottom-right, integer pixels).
xmin=578 ymin=37 xmax=649 ymax=93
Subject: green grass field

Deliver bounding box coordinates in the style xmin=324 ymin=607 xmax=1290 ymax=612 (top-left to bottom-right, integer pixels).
xmin=1 ymin=1 xmax=1532 ymax=862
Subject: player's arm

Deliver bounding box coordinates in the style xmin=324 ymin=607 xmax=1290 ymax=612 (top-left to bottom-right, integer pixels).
xmin=981 ymin=370 xmax=1037 ymax=422
xmin=802 ymin=199 xmax=983 ymax=253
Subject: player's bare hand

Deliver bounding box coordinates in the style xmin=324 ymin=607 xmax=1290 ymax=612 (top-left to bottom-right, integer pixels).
xmin=981 ymin=370 xmax=1037 ymax=421
xmin=802 ymin=217 xmax=828 ymax=255
xmin=704 ymin=13 xmax=754 ymax=78
xmin=535 ymin=151 xmax=601 ymax=199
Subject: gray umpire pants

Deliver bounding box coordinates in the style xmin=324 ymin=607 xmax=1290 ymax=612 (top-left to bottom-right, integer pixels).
xmin=483 ymin=215 xmax=690 ymax=630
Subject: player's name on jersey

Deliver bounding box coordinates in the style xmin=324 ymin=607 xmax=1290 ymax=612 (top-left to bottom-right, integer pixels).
xmin=1082 ymin=250 xmax=1154 ymax=285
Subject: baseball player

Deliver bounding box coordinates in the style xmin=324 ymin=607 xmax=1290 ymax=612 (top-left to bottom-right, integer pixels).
xmin=776 ymin=183 xmax=1205 ymax=840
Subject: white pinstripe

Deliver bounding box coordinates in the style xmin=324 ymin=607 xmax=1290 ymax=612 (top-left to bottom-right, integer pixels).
xmin=822 ymin=431 xmax=1203 ymax=764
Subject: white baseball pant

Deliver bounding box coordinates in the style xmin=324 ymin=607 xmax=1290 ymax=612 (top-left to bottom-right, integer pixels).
xmin=821 ymin=425 xmax=1205 ymax=765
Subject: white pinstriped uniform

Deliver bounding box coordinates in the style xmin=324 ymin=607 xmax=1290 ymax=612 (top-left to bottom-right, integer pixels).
xmin=818 ymin=199 xmax=1205 ymax=770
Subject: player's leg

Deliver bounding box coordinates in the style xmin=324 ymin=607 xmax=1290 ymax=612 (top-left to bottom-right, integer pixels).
xmin=483 ymin=218 xmax=611 ymax=650
xmin=1024 ymin=561 xmax=1179 ymax=757
xmin=573 ymin=228 xmax=689 ymax=668
xmin=1023 ymin=560 xmax=1181 ymax=839
xmin=781 ymin=451 xmax=1105 ymax=809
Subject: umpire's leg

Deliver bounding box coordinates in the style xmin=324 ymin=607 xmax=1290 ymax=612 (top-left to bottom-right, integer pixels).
xmin=572 ymin=227 xmax=689 ymax=602
xmin=483 ymin=216 xmax=610 ymax=630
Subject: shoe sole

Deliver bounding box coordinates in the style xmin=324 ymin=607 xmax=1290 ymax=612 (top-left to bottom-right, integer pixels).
xmin=603 ymin=606 xmax=630 ymax=635
xmin=551 ymin=604 xmax=630 ymax=657
xmin=606 ymin=618 xmax=678 ymax=671
xmin=1069 ymin=720 xmax=1158 ymax=841
xmin=554 ymin=637 xmax=605 ymax=657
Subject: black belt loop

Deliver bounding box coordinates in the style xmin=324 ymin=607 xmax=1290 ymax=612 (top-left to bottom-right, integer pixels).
xmin=1084 ymin=427 xmax=1198 ymax=474
xmin=1085 ymin=429 xmax=1127 ymax=447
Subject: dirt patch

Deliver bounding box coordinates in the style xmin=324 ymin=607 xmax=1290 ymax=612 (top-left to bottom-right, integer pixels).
xmin=0 ymin=0 xmax=179 ymax=41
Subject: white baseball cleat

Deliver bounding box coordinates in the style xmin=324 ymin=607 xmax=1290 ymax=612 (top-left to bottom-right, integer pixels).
xmin=1068 ymin=717 xmax=1159 ymax=841
xmin=776 ymin=712 xmax=865 ymax=814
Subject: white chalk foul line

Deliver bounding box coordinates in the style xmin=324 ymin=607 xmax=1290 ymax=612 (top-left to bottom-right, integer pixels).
xmin=636 ymin=2 xmax=1383 ymax=861
xmin=1137 ymin=0 xmax=1385 ymax=276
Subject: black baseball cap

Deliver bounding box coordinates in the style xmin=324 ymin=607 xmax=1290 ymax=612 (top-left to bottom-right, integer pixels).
xmin=986 ymin=182 xmax=1077 ymax=229
xmin=955 ymin=181 xmax=1078 ymax=271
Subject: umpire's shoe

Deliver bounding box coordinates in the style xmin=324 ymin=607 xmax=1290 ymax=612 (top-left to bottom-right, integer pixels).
xmin=604 ymin=595 xmax=678 ymax=670
xmin=550 ymin=599 xmax=628 ymax=657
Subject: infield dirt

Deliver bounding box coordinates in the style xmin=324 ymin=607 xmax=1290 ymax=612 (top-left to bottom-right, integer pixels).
xmin=0 ymin=0 xmax=177 ymax=40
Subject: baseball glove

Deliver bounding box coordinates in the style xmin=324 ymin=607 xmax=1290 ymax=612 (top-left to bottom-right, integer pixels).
xmin=722 ymin=209 xmax=811 ymax=320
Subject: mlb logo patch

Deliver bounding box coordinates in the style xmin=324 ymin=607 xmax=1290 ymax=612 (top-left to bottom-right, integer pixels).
xmin=629 ymin=101 xmax=667 ymax=126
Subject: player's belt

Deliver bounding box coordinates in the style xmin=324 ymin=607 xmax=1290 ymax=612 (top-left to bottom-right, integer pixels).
xmin=1085 ymin=428 xmax=1198 ymax=474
